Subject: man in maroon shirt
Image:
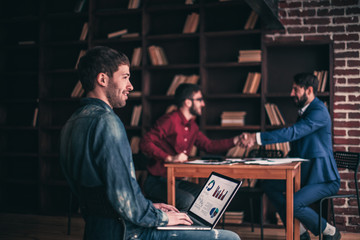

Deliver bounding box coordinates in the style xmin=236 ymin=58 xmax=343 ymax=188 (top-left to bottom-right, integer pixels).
xmin=140 ymin=83 xmax=241 ymax=211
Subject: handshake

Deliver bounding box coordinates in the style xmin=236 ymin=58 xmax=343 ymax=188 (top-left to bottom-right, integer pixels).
xmin=234 ymin=132 xmax=257 ymax=148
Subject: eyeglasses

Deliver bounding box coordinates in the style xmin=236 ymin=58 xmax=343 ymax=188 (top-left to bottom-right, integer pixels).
xmin=189 ymin=98 xmax=204 ymax=102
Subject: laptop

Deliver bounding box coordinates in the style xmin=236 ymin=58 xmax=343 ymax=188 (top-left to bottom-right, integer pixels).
xmin=157 ymin=172 xmax=242 ymax=230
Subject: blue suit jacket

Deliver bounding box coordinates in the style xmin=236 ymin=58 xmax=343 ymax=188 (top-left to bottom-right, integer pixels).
xmin=261 ymin=97 xmax=340 ymax=186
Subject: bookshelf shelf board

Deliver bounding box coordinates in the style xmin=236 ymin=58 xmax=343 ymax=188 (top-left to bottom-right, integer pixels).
xmin=204 ymin=30 xmax=262 ymax=37
xmin=45 ymin=69 xmax=77 ymax=74
xmin=2 ymin=71 xmax=38 ymax=76
xmin=146 ymin=4 xmax=200 ymax=12
xmin=146 ymin=95 xmax=174 ymax=101
xmin=1 ymin=152 xmax=38 ymax=158
xmin=93 ymin=38 xmax=142 ymax=44
xmin=146 ymin=64 xmax=199 ymax=70
xmin=205 ymin=1 xmax=247 ymax=8
xmin=41 ymin=97 xmax=81 ymax=102
xmin=96 ymin=9 xmax=142 ymax=16
xmin=147 ymin=33 xmax=199 ymax=40
xmin=206 ymin=94 xmax=261 ymax=99
xmin=45 ymin=41 xmax=88 ymax=46
xmin=0 ymin=126 xmax=38 ymax=131
xmin=0 ymin=16 xmax=39 ymax=22
xmin=204 ymin=125 xmax=261 ymax=131
xmin=6 ymin=179 xmax=38 ymax=185
xmin=204 ymin=62 xmax=261 ymax=68
xmin=44 ymin=12 xmax=88 ymax=20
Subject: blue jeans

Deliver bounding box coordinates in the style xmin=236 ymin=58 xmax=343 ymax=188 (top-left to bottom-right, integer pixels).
xmin=261 ymin=179 xmax=340 ymax=236
xmin=144 ymin=174 xmax=202 ymax=211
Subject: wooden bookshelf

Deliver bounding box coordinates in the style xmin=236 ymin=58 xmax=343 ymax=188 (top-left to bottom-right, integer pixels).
xmin=0 ymin=0 xmax=332 ymax=220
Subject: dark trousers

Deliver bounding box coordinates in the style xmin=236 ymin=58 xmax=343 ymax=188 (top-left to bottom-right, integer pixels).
xmin=143 ymin=174 xmax=202 ymax=211
xmin=262 ymin=179 xmax=340 ymax=236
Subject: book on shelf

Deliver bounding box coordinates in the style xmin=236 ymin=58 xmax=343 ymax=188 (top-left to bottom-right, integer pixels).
xmin=32 ymin=107 xmax=39 ymax=127
xmin=107 ymin=29 xmax=128 ymax=39
xmin=313 ymin=70 xmax=328 ymax=92
xmin=130 ymin=136 xmax=141 ymax=154
xmin=185 ymin=0 xmax=195 ymax=4
xmin=128 ymin=0 xmax=141 ymax=9
xmin=264 ymin=103 xmax=290 ymax=156
xmin=238 ymin=50 xmax=261 ymax=63
xmin=166 ymin=74 xmax=200 ymax=96
xmin=75 ymin=50 xmax=86 ymax=69
xmin=221 ymin=111 xmax=247 ymax=127
xmin=71 ymin=80 xmax=84 ymax=98
xmin=242 ymin=72 xmax=261 ymax=94
xmin=244 ymin=11 xmax=258 ymax=30
xmin=130 ymin=105 xmax=142 ymax=126
xmin=183 ymin=12 xmax=199 ymax=34
xmin=131 ymin=47 xmax=142 ymax=67
xmin=79 ymin=22 xmax=89 ymax=40
xmin=148 ymin=45 xmax=168 ymax=66
xmin=121 ymin=32 xmax=140 ymax=38
xmin=223 ymin=211 xmax=244 ymax=225
xmin=74 ymin=0 xmax=87 ymax=13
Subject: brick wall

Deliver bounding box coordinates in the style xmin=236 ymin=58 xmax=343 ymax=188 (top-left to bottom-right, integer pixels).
xmin=265 ymin=0 xmax=360 ymax=233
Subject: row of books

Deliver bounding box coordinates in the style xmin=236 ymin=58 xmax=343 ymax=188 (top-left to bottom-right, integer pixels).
xmin=131 ymin=47 xmax=142 ymax=67
xmin=148 ymin=45 xmax=168 ymax=66
xmin=238 ymin=50 xmax=261 ymax=63
xmin=244 ymin=11 xmax=258 ymax=30
xmin=242 ymin=72 xmax=261 ymax=94
xmin=264 ymin=103 xmax=290 ymax=156
xmin=221 ymin=111 xmax=247 ymax=127
xmin=183 ymin=13 xmax=199 ymax=33
xmin=314 ymin=70 xmax=328 ymax=92
xmin=167 ymin=74 xmax=200 ymax=96
xmin=130 ymin=105 xmax=142 ymax=126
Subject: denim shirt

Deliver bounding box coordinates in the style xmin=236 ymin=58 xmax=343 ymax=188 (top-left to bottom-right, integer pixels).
xmin=60 ymin=98 xmax=168 ymax=238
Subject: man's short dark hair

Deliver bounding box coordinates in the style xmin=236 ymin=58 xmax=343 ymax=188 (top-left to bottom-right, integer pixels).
xmin=78 ymin=46 xmax=130 ymax=94
xmin=174 ymin=83 xmax=201 ymax=108
xmin=293 ymin=72 xmax=319 ymax=96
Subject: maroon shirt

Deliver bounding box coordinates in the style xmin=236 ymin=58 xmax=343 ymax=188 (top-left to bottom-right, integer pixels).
xmin=140 ymin=110 xmax=235 ymax=178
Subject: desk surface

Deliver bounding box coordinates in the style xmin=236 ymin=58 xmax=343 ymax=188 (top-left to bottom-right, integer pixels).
xmin=165 ymin=162 xmax=301 ymax=240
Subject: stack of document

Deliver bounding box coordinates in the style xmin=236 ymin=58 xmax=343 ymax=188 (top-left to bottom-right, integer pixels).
xmin=243 ymin=158 xmax=308 ymax=165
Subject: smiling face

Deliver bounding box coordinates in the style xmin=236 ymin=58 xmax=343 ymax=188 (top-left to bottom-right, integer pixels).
xmin=106 ymin=64 xmax=133 ymax=108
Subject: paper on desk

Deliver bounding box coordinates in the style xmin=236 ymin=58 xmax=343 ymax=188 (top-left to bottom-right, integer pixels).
xmin=185 ymin=159 xmax=233 ymax=165
xmin=244 ymin=158 xmax=309 ymax=165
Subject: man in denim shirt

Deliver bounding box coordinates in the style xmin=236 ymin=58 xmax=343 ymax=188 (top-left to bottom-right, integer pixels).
xmin=60 ymin=46 xmax=240 ymax=240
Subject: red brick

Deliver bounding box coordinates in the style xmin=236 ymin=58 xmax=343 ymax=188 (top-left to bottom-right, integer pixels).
xmin=334 ymin=69 xmax=360 ymax=75
xmin=334 ymin=206 xmax=360 ymax=215
xmin=346 ymin=7 xmax=360 ymax=14
xmin=333 ymin=198 xmax=347 ymax=206
xmin=333 ymin=0 xmax=359 ymax=6
xmin=304 ymin=1 xmax=331 ymax=7
xmin=333 ymin=33 xmax=359 ymax=41
xmin=347 ymin=42 xmax=360 ymax=49
xmin=288 ymin=9 xmax=316 ymax=17
xmin=272 ymin=36 xmax=302 ymax=42
xmin=278 ymin=9 xmax=287 ymax=18
xmin=304 ymin=35 xmax=331 ymax=41
xmin=333 ymin=120 xmax=360 ymax=128
xmin=318 ymin=25 xmax=345 ymax=33
xmin=349 ymin=112 xmax=360 ymax=118
xmin=334 ymin=42 xmax=346 ymax=49
xmin=333 ymin=16 xmax=359 ymax=24
xmin=334 ymin=95 xmax=346 ymax=102
xmin=333 ymin=146 xmax=347 ymax=152
xmin=335 ymin=104 xmax=360 ymax=111
xmin=348 ymin=60 xmax=360 ymax=67
xmin=334 ymin=138 xmax=360 ymax=145
xmin=335 ymin=60 xmax=346 ymax=67
xmin=304 ymin=18 xmax=331 ymax=25
xmin=348 ymin=130 xmax=360 ymax=137
xmin=347 ymin=24 xmax=360 ymax=32
xmin=334 ymin=129 xmax=347 ymax=136
xmin=287 ymin=26 xmax=316 ymax=34
xmin=349 ymin=146 xmax=360 ymax=152
xmin=336 ymin=86 xmax=360 ymax=93
xmin=333 ymin=112 xmax=347 ymax=118
xmin=335 ymin=77 xmax=347 ymax=84
xmin=318 ymin=8 xmax=345 ymax=16
xmin=280 ymin=18 xmax=302 ymax=25
xmin=348 ymin=78 xmax=360 ymax=84
xmin=349 ymin=216 xmax=360 ymax=225
xmin=335 ymin=51 xmax=359 ymax=58
xmin=348 ymin=95 xmax=360 ymax=101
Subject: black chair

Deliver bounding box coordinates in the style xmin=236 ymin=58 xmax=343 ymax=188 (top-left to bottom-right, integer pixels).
xmin=318 ymin=151 xmax=360 ymax=240
xmin=222 ymin=148 xmax=283 ymax=240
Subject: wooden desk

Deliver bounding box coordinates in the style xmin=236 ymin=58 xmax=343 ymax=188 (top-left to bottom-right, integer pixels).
xmin=165 ymin=162 xmax=301 ymax=240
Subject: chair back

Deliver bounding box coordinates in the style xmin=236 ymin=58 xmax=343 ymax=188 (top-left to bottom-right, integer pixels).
xmin=334 ymin=151 xmax=360 ymax=172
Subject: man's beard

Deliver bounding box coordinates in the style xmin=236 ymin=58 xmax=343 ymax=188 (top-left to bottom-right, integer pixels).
xmin=294 ymin=92 xmax=308 ymax=109
xmin=189 ymin=105 xmax=201 ymax=117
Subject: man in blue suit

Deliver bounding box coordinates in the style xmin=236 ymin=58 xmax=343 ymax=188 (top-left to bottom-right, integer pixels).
xmin=240 ymin=73 xmax=341 ymax=240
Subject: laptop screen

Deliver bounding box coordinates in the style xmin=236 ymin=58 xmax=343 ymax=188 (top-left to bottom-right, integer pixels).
xmin=187 ymin=172 xmax=242 ymax=226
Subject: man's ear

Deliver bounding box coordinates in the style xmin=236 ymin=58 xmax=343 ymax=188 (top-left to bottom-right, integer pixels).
xmin=184 ymin=98 xmax=192 ymax=108
xmin=306 ymin=86 xmax=314 ymax=96
xmin=96 ymin=73 xmax=108 ymax=87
